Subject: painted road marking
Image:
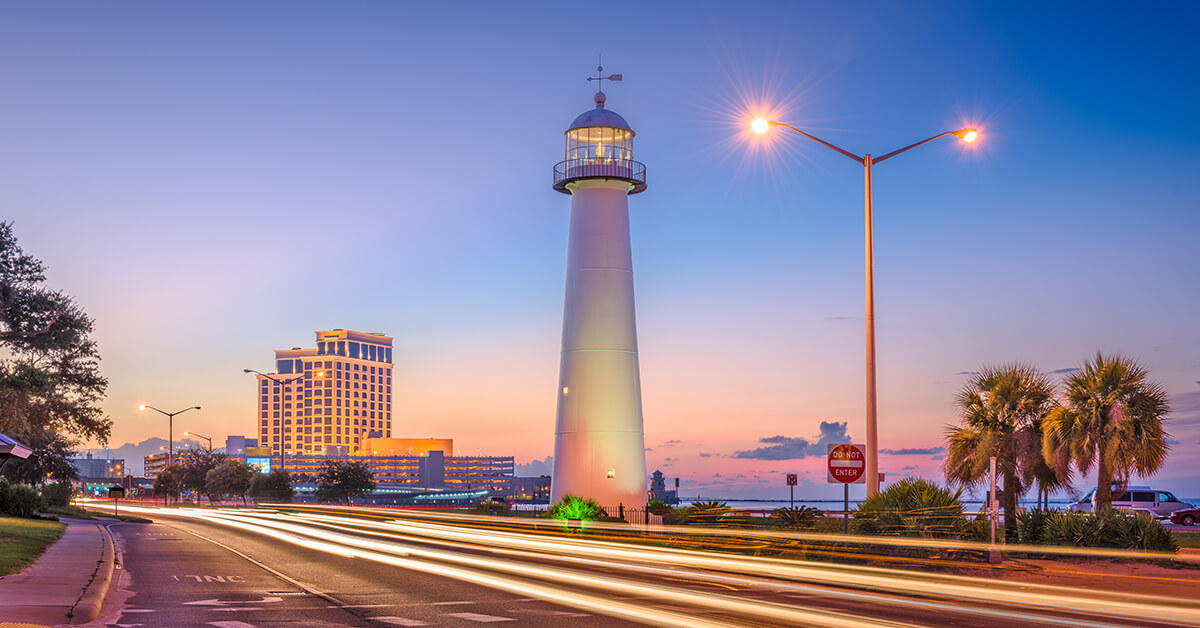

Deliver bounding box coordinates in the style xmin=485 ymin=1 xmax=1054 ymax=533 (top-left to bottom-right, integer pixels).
xmin=428 ymin=600 xmax=476 ymax=606
xmin=184 ymin=596 xmax=283 ymax=606
xmin=446 ymin=612 xmax=516 ymax=623
xmin=173 ymin=575 xmax=247 ymax=582
xmin=208 ymin=622 xmax=260 ymax=628
xmin=374 ymin=618 xmax=429 ymax=626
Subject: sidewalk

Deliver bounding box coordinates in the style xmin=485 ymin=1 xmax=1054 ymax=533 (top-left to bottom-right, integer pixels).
xmin=0 ymin=517 xmax=115 ymax=628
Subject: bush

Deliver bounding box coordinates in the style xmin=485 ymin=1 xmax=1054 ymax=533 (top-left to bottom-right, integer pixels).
xmin=682 ymin=499 xmax=731 ymax=526
xmin=5 ymin=483 xmax=46 ymax=518
xmin=852 ymin=477 xmax=966 ymax=538
xmin=474 ymin=499 xmax=511 ymax=515
xmin=772 ymin=506 xmax=825 ymax=529
xmin=0 ymin=476 xmax=10 ymax=513
xmin=647 ymin=499 xmax=672 ymax=515
xmin=41 ymin=481 xmax=74 ymax=508
xmin=1016 ymin=509 xmax=1053 ymax=544
xmin=1033 ymin=510 xmax=1176 ymax=552
xmin=548 ymin=494 xmax=603 ymax=521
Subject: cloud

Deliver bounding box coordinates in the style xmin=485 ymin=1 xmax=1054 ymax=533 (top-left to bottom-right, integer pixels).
xmin=712 ymin=473 xmax=722 ymax=478
xmin=698 ymin=452 xmax=720 ymax=458
xmin=930 ymin=455 xmax=944 ymax=461
xmin=1165 ymin=438 xmax=1181 ymax=445
xmin=956 ymin=371 xmax=979 ymax=376
xmin=515 ymin=456 xmax=553 ymax=476
xmin=1048 ymin=367 xmax=1080 ymax=374
xmin=644 ymin=447 xmax=654 ymax=452
xmin=827 ymin=316 xmax=856 ymax=321
xmin=902 ymin=465 xmax=918 ymax=471
xmin=880 ymin=446 xmax=946 ymax=456
xmin=731 ymin=421 xmax=851 ymax=460
xmin=660 ymin=440 xmax=681 ymax=447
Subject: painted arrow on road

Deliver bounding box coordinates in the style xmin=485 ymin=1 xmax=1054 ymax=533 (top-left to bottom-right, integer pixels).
xmin=183 ymin=596 xmax=283 ymax=606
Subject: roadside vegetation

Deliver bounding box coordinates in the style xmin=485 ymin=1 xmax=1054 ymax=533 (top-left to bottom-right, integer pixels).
xmin=0 ymin=515 xmax=65 ymax=576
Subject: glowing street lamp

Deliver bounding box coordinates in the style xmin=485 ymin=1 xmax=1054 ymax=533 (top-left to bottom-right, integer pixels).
xmin=752 ymin=117 xmax=978 ymax=497
xmin=140 ymin=404 xmax=201 ymax=468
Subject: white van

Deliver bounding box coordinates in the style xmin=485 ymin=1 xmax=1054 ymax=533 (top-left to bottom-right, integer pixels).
xmin=1068 ymin=486 xmax=1192 ymax=518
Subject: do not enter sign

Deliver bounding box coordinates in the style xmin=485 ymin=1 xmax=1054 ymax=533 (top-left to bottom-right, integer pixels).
xmin=827 ymin=443 xmax=866 ymax=484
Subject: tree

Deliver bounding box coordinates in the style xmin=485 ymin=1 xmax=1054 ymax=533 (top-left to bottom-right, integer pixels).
xmin=205 ymin=460 xmax=254 ymax=504
xmin=0 ymin=222 xmax=109 ymax=444
xmin=944 ymin=363 xmax=1058 ymax=540
xmin=1 ymin=428 xmax=80 ymax=486
xmin=248 ymin=469 xmax=295 ymax=503
xmin=177 ymin=448 xmax=227 ymax=503
xmin=1043 ymin=353 xmax=1171 ymax=512
xmin=315 ymin=459 xmax=375 ymax=505
xmin=154 ymin=466 xmax=183 ymax=505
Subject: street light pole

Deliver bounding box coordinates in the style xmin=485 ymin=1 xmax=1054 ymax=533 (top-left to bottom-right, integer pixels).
xmin=184 ymin=431 xmax=212 ymax=453
xmin=244 ymin=369 xmax=305 ymax=471
xmin=139 ymin=404 xmax=201 ymax=468
xmin=753 ymin=119 xmax=978 ymax=497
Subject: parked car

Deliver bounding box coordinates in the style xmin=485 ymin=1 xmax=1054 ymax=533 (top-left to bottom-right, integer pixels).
xmin=1170 ymin=507 xmax=1199 ymax=526
xmin=1067 ymin=486 xmax=1192 ymax=518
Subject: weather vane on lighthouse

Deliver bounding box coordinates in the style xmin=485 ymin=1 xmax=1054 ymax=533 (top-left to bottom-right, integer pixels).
xmin=586 ymin=61 xmax=622 ymax=107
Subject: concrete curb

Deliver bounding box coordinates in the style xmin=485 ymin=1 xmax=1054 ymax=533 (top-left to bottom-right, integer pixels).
xmin=69 ymin=522 xmax=115 ymax=624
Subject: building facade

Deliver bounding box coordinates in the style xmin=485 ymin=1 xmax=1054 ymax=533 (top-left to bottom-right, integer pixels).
xmin=253 ymin=330 xmax=394 ymax=458
xmin=70 ymin=454 xmax=125 ymax=479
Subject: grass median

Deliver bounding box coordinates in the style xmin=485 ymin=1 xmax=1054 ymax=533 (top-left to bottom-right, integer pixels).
xmin=0 ymin=515 xmax=66 ymax=576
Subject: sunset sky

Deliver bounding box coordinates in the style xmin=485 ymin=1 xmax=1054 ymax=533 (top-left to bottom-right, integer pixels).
xmin=2 ymin=2 xmax=1197 ymax=499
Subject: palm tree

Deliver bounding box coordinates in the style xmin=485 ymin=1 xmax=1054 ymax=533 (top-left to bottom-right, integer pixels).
xmin=1042 ymin=353 xmax=1170 ymax=511
xmin=944 ymin=364 xmax=1057 ymax=540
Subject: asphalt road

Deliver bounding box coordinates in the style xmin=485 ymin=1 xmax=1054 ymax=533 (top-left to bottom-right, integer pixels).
xmin=90 ymin=505 xmax=1200 ymax=628
xmin=102 ymin=516 xmax=636 ymax=627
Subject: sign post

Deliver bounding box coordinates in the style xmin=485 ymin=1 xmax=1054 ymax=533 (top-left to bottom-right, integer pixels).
xmin=108 ymin=485 xmax=125 ymax=517
xmin=786 ymin=473 xmax=798 ymax=509
xmin=828 ymin=444 xmax=866 ymax=533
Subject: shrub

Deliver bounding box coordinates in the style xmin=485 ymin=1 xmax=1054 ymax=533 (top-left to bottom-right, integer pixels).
xmin=852 ymin=477 xmax=966 ymax=538
xmin=1016 ymin=509 xmax=1053 ymax=544
xmin=772 ymin=506 xmax=825 ymax=529
xmin=0 ymin=476 xmax=10 ymax=513
xmin=5 ymin=483 xmax=46 ymax=518
xmin=686 ymin=500 xmax=732 ymax=526
xmin=41 ymin=481 xmax=74 ymax=508
xmin=474 ymin=499 xmax=511 ymax=515
xmin=548 ymin=494 xmax=603 ymax=521
xmin=1035 ymin=511 xmax=1176 ymax=552
xmin=647 ymin=499 xmax=672 ymax=515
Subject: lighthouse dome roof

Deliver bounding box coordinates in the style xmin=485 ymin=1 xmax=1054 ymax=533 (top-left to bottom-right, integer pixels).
xmin=567 ymin=92 xmax=634 ymax=134
xmin=567 ymin=107 xmax=633 ymax=132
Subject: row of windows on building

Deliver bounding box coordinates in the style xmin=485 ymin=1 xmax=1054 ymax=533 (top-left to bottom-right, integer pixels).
xmin=276 ymin=345 xmax=391 ymax=374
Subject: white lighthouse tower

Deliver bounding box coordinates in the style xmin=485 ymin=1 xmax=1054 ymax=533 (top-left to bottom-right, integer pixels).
xmin=550 ymin=70 xmax=648 ymax=511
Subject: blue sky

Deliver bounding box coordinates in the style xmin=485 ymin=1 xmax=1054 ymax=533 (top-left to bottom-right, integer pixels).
xmin=2 ymin=2 xmax=1197 ymax=498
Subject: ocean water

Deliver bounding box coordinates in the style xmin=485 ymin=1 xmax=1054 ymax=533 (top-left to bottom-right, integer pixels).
xmin=681 ymin=498 xmax=1200 ymax=513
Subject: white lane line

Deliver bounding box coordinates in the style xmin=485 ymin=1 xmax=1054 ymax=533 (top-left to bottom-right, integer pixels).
xmin=446 ymin=612 xmax=516 ymax=623
xmin=428 ymin=600 xmax=476 ymax=606
xmin=374 ymin=618 xmax=430 ymax=626
xmin=208 ymin=622 xmax=260 ymax=628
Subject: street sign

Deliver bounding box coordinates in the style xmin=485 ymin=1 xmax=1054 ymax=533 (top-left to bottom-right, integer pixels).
xmin=785 ymin=473 xmax=798 ymax=486
xmin=108 ymin=486 xmax=125 ymax=499
xmin=827 ymin=444 xmax=866 ymax=484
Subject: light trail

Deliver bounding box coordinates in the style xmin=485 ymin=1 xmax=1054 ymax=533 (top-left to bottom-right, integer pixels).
xmin=274 ymin=509 xmax=1200 ymax=626
xmin=97 ymin=503 xmax=1200 ymax=627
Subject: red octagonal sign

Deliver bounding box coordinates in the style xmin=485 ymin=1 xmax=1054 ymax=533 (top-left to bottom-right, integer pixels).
xmin=827 ymin=443 xmax=866 ymax=484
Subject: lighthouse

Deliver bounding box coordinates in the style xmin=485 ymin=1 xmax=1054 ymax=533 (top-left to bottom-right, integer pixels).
xmin=550 ymin=70 xmax=648 ymax=511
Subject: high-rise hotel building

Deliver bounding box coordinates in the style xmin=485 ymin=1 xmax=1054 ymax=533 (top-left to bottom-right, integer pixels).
xmin=254 ymin=330 xmax=394 ymax=456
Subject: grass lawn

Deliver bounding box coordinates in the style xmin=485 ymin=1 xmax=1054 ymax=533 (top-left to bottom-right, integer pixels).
xmin=1173 ymin=530 xmax=1200 ymax=549
xmin=0 ymin=515 xmax=66 ymax=576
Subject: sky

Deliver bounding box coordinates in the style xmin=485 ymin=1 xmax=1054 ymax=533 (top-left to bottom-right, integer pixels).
xmin=2 ymin=2 xmax=1198 ymax=499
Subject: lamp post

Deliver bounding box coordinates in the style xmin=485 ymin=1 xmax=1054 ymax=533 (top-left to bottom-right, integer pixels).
xmin=753 ymin=118 xmax=978 ymax=497
xmin=244 ymin=369 xmax=305 ymax=471
xmin=140 ymin=404 xmax=201 ymax=468
xmin=184 ymin=431 xmax=212 ymax=453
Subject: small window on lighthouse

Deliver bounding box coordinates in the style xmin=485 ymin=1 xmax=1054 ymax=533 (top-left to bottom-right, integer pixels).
xmin=606 ymin=468 xmax=615 ymax=479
